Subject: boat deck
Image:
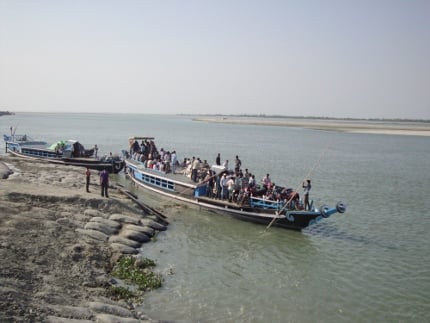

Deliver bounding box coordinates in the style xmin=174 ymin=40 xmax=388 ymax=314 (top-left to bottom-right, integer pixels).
xmin=196 ymin=196 xmax=252 ymax=210
xmin=126 ymin=158 xmax=197 ymax=187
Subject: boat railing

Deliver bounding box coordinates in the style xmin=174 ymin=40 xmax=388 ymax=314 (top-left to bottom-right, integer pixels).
xmin=250 ymin=196 xmax=284 ymax=210
xmin=4 ymin=134 xmax=32 ymax=142
xmin=128 ymin=157 xmax=172 ymax=175
xmin=194 ymin=185 xmax=208 ymax=197
xmin=4 ymin=134 xmax=22 ymax=142
xmin=21 ymin=147 xmax=59 ymax=158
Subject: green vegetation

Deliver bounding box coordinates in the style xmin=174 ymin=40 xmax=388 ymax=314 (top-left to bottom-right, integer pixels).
xmin=108 ymin=256 xmax=162 ymax=300
xmin=106 ymin=286 xmax=137 ymax=300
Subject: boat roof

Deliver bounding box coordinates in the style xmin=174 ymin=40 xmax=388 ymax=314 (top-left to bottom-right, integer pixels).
xmin=129 ymin=136 xmax=155 ymax=141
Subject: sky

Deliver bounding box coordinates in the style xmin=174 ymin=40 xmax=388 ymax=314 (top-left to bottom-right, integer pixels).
xmin=1 ymin=0 xmax=429 ymax=119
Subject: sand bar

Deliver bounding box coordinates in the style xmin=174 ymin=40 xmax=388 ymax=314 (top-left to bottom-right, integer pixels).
xmin=194 ymin=117 xmax=430 ymax=136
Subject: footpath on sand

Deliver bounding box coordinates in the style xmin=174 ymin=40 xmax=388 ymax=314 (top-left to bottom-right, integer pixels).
xmin=0 ymin=156 xmax=168 ymax=322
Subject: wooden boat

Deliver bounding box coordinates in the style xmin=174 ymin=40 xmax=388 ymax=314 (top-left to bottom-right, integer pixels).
xmin=4 ymin=136 xmax=124 ymax=174
xmin=124 ymin=137 xmax=346 ymax=230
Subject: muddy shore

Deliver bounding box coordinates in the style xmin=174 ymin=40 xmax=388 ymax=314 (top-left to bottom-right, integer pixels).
xmin=0 ymin=156 xmax=167 ymax=322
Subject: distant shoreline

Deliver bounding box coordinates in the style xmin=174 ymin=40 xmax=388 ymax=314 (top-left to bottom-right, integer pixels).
xmin=193 ymin=116 xmax=430 ymax=137
xmin=0 ymin=111 xmax=14 ymax=117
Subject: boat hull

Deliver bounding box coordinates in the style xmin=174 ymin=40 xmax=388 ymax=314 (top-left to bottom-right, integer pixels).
xmin=7 ymin=149 xmax=124 ymax=174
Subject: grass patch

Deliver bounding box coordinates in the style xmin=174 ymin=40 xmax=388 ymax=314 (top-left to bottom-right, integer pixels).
xmin=106 ymin=286 xmax=137 ymax=300
xmin=109 ymin=256 xmax=162 ymax=299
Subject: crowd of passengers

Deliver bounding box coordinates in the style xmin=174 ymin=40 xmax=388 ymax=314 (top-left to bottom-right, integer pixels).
xmin=128 ymin=139 xmax=179 ymax=174
xmin=128 ymin=139 xmax=305 ymax=209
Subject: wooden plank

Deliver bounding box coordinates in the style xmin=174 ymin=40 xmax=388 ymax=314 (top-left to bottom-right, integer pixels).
xmin=115 ymin=184 xmax=169 ymax=224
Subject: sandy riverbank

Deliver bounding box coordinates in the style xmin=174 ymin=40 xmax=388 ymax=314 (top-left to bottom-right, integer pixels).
xmin=193 ymin=117 xmax=430 ymax=136
xmin=0 ymin=156 xmax=167 ymax=322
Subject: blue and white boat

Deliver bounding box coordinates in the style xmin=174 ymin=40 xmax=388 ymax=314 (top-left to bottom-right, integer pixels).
xmin=4 ymin=134 xmax=124 ymax=174
xmin=124 ymin=137 xmax=346 ymax=230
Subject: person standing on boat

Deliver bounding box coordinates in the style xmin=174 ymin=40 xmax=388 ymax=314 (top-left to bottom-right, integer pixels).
xmin=248 ymin=174 xmax=256 ymax=188
xmin=140 ymin=141 xmax=146 ymax=155
xmin=244 ymin=168 xmax=250 ymax=183
xmin=223 ymin=159 xmax=229 ymax=170
xmin=94 ymin=144 xmax=98 ymax=159
xmin=262 ymin=174 xmax=272 ymax=188
xmin=191 ymin=157 xmax=200 ymax=182
xmin=234 ymin=155 xmax=242 ymax=174
xmin=303 ymin=179 xmax=311 ymax=210
xmin=216 ymin=153 xmax=221 ymax=166
xmin=100 ymin=169 xmax=109 ymax=198
xmin=220 ymin=173 xmax=229 ymax=200
xmin=227 ymin=176 xmax=235 ymax=202
xmin=171 ymin=150 xmax=177 ymax=174
xmin=85 ymin=167 xmax=91 ymax=193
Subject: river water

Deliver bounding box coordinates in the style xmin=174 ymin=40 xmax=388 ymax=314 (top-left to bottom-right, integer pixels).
xmin=1 ymin=113 xmax=429 ymax=322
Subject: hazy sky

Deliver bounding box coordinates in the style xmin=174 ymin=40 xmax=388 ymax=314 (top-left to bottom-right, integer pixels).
xmin=1 ymin=1 xmax=429 ymax=119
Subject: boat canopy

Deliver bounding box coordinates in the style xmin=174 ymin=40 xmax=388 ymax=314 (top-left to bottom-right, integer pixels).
xmin=48 ymin=140 xmax=67 ymax=150
xmin=48 ymin=140 xmax=89 ymax=157
xmin=129 ymin=136 xmax=155 ymax=141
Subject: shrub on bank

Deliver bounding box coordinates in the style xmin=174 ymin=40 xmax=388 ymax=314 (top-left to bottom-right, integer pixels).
xmin=107 ymin=255 xmax=163 ymax=300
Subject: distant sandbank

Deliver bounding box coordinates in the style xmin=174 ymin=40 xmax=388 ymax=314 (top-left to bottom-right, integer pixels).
xmin=193 ymin=117 xmax=430 ymax=137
